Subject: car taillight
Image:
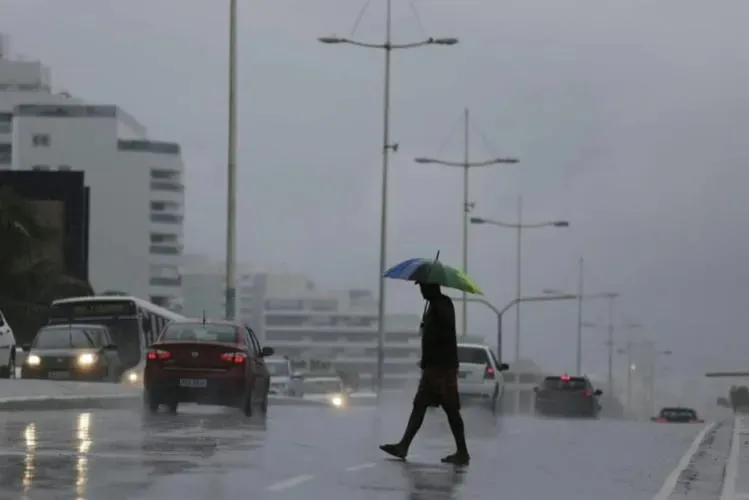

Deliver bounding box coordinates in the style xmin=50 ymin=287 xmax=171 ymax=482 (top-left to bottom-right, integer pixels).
xmin=484 ymin=366 xmax=495 ymax=379
xmin=220 ymin=352 xmax=246 ymax=364
xmin=147 ymin=349 xmax=171 ymax=360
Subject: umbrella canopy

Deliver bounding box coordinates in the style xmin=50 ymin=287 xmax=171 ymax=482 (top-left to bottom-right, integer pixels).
xmin=384 ymin=258 xmax=483 ymax=295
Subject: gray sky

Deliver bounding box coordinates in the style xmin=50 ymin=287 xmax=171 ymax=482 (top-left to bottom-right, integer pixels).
xmin=5 ymin=0 xmax=749 ymax=380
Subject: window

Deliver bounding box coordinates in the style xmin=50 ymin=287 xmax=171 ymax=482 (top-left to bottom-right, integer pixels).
xmin=59 ymin=165 xmax=71 ymax=171
xmin=161 ymin=323 xmax=238 ymax=343
xmin=246 ymin=327 xmax=261 ymax=355
xmin=150 ymin=201 xmax=166 ymax=211
xmin=150 ymin=233 xmax=178 ymax=244
xmin=150 ymin=245 xmax=179 ymax=255
xmin=150 ymin=169 xmax=180 ymax=181
xmin=32 ymin=134 xmax=50 ymax=147
xmin=457 ymin=347 xmax=490 ymax=365
xmin=32 ymin=165 xmax=49 ymax=171
xmin=33 ymin=327 xmax=102 ymax=348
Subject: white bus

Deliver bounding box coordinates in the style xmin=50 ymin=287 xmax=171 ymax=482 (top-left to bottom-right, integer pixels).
xmin=47 ymin=296 xmax=186 ymax=378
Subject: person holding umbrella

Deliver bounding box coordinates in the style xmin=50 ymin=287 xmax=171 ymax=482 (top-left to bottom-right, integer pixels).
xmin=378 ymin=257 xmax=483 ymax=466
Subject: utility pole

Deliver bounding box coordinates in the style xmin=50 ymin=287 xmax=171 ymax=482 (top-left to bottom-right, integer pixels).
xmin=575 ymin=257 xmax=584 ymax=375
xmin=514 ymin=196 xmax=522 ymax=362
xmin=606 ymin=293 xmax=615 ymax=396
xmin=461 ymin=108 xmax=470 ymax=339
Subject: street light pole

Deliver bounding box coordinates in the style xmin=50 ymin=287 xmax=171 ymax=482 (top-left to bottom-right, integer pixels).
xmin=576 ymin=257 xmax=584 ymax=375
xmin=606 ymin=293 xmax=616 ymax=396
xmin=319 ymin=1 xmax=458 ymax=394
xmin=515 ymin=196 xmax=522 ymax=362
xmin=224 ymin=0 xmax=238 ymax=321
xmin=461 ymin=108 xmax=470 ymax=339
xmin=414 ymin=115 xmax=518 ymax=340
xmin=471 ymin=216 xmax=569 ymax=360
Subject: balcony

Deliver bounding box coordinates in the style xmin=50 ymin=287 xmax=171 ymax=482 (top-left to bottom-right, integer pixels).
xmin=150 ymin=181 xmax=184 ymax=193
xmin=150 ymin=213 xmax=182 ymax=224
xmin=150 ymin=245 xmax=180 ymax=256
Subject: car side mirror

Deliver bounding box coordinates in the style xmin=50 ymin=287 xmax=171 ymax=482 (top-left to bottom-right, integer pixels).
xmin=21 ymin=344 xmax=30 ymax=352
xmin=498 ymin=363 xmax=510 ymax=371
xmin=103 ymin=344 xmax=118 ymax=351
xmin=594 ymin=389 xmax=603 ymax=396
xmin=261 ymin=346 xmax=274 ymax=357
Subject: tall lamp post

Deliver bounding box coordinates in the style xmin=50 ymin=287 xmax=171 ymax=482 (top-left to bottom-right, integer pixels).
xmin=414 ymin=111 xmax=518 ymax=338
xmin=614 ymin=322 xmax=643 ymax=413
xmin=470 ymin=214 xmax=569 ymax=361
xmin=580 ymin=292 xmax=620 ymax=395
xmin=318 ymin=0 xmax=458 ymax=393
xmin=224 ymin=0 xmax=239 ymax=320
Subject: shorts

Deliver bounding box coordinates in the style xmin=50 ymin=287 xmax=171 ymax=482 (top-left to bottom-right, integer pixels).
xmin=413 ymin=367 xmax=461 ymax=410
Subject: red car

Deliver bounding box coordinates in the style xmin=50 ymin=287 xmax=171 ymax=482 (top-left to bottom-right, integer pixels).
xmin=143 ymin=320 xmax=273 ymax=416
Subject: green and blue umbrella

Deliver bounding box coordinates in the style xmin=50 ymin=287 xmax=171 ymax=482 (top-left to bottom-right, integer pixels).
xmin=383 ymin=257 xmax=483 ymax=295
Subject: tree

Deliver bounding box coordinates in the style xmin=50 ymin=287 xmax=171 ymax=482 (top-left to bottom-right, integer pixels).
xmin=0 ymin=187 xmax=93 ymax=342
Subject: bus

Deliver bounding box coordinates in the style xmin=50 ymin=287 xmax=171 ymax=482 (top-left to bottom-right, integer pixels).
xmin=47 ymin=296 xmax=186 ymax=376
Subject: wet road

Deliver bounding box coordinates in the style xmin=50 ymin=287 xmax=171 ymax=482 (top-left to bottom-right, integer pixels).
xmin=0 ymin=402 xmax=719 ymax=500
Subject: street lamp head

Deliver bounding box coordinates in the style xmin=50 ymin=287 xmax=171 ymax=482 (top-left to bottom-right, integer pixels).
xmin=495 ymin=157 xmax=519 ymax=164
xmin=552 ymin=221 xmax=570 ymax=227
xmin=541 ymin=288 xmax=561 ymax=295
xmin=414 ymin=157 xmax=435 ymax=164
xmin=318 ymin=36 xmax=345 ymax=44
xmin=433 ymin=37 xmax=459 ymax=46
xmin=469 ymin=217 xmax=486 ymax=224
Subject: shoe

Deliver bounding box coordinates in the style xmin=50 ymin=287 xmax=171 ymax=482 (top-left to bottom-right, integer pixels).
xmin=379 ymin=443 xmax=407 ymax=460
xmin=441 ymin=451 xmax=470 ymax=466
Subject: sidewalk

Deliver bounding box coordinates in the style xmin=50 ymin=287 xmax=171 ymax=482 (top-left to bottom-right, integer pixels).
xmin=721 ymin=416 xmax=749 ymax=500
xmin=0 ymin=379 xmax=141 ymax=409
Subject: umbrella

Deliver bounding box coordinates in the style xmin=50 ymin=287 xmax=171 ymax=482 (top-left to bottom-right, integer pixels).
xmin=383 ymin=257 xmax=483 ymax=295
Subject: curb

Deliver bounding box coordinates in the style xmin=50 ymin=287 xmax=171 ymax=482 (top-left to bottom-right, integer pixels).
xmin=0 ymin=393 xmax=142 ymax=411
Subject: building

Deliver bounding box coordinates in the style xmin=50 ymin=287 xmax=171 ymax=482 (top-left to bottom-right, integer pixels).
xmin=0 ymin=169 xmax=89 ymax=281
xmin=181 ymin=258 xmax=422 ymax=387
xmin=0 ymin=34 xmax=185 ymax=309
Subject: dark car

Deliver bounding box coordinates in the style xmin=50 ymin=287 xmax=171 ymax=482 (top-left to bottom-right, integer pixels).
xmin=143 ymin=320 xmax=273 ymax=416
xmin=652 ymin=407 xmax=704 ymax=423
xmin=21 ymin=324 xmax=121 ymax=381
xmin=534 ymin=374 xmax=603 ymax=418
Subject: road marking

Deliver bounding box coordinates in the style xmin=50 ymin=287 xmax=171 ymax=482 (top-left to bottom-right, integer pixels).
xmin=721 ymin=417 xmax=742 ymax=500
xmin=652 ymin=421 xmax=716 ymax=500
xmin=266 ymin=474 xmax=315 ymax=492
xmin=346 ymin=462 xmax=376 ymax=472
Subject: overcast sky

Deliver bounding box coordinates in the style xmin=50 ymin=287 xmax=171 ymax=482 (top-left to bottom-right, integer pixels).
xmin=4 ymin=0 xmax=749 ymax=383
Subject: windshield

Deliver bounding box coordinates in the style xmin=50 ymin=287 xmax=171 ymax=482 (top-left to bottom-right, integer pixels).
xmin=33 ymin=327 xmax=100 ymax=349
xmin=160 ymin=323 xmax=237 ymax=343
xmin=266 ymin=360 xmax=290 ymax=377
xmin=543 ymin=377 xmax=588 ymax=390
xmin=50 ymin=319 xmax=141 ymax=368
xmin=458 ymin=347 xmax=489 ymax=365
xmin=303 ymin=379 xmax=343 ymax=394
xmin=661 ymin=408 xmax=696 ymax=419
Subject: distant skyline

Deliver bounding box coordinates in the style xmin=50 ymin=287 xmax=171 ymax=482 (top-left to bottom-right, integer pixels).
xmin=4 ymin=0 xmax=749 ymax=382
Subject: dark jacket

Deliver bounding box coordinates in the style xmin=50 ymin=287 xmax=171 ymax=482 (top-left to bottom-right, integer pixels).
xmin=420 ymin=294 xmax=459 ymax=369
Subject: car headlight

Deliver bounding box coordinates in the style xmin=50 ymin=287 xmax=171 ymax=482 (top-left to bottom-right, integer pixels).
xmin=77 ymin=353 xmax=97 ymax=366
xmin=127 ymin=371 xmax=139 ymax=383
xmin=330 ymin=395 xmax=344 ymax=408
xmin=26 ymin=355 xmax=41 ymax=367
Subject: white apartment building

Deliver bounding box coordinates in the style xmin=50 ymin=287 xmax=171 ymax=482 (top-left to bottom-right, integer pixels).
xmin=0 ymin=34 xmax=184 ymax=309
xmin=181 ymin=259 xmax=422 ymax=387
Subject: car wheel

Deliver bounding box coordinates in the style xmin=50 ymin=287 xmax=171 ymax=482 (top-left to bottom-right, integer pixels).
xmin=144 ymin=390 xmax=160 ymax=413
xmin=167 ymin=401 xmax=179 ymax=415
xmin=260 ymin=381 xmax=269 ymax=414
xmin=490 ymin=386 xmax=499 ymax=415
xmin=242 ymin=386 xmax=253 ymax=417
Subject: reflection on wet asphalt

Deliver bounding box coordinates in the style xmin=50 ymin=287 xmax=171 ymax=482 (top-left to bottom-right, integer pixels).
xmin=0 ymin=402 xmax=719 ymax=500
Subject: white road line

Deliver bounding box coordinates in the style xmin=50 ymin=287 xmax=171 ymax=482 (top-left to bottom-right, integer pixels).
xmin=652 ymin=421 xmax=716 ymax=500
xmin=346 ymin=462 xmax=376 ymax=472
xmin=721 ymin=417 xmax=742 ymax=500
xmin=266 ymin=474 xmax=315 ymax=492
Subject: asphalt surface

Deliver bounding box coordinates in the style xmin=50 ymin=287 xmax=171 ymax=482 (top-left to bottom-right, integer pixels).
xmin=0 ymin=399 xmax=724 ymax=500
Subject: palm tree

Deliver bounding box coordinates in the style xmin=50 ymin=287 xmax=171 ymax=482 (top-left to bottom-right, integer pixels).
xmin=0 ymin=186 xmax=93 ymax=342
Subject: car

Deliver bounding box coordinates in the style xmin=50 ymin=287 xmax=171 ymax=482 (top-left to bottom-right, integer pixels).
xmin=299 ymin=375 xmax=349 ymax=408
xmin=143 ymin=319 xmax=273 ymax=416
xmin=0 ymin=309 xmax=17 ymax=378
xmin=456 ymin=343 xmax=509 ymax=413
xmin=265 ymin=356 xmax=294 ymax=396
xmin=534 ymin=374 xmax=603 ymax=418
xmin=20 ymin=324 xmax=121 ymax=381
xmin=651 ymin=407 xmax=704 ymax=423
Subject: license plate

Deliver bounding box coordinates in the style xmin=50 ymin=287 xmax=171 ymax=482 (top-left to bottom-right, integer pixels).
xmin=179 ymin=378 xmax=207 ymax=388
xmin=458 ymin=371 xmax=469 ymax=378
xmin=48 ymin=371 xmax=70 ymax=379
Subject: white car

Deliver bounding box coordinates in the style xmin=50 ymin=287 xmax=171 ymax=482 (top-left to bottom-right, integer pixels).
xmin=457 ymin=343 xmax=509 ymax=413
xmin=0 ymin=310 xmax=17 ymax=378
xmin=265 ymin=356 xmax=294 ymax=396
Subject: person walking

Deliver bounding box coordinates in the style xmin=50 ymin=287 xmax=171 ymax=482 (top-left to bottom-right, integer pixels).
xmin=379 ymin=282 xmax=470 ymax=465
